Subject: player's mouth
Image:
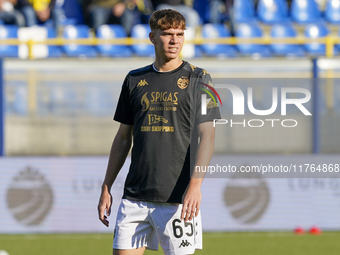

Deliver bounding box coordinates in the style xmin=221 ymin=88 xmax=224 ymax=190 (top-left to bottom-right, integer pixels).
xmin=168 ymin=47 xmax=178 ymax=53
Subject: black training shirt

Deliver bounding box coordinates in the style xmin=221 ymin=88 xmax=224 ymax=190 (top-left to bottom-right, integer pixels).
xmin=114 ymin=61 xmax=221 ymax=203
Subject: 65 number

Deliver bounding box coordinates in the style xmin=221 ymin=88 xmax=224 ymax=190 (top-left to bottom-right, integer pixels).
xmin=172 ymin=219 xmax=193 ymax=238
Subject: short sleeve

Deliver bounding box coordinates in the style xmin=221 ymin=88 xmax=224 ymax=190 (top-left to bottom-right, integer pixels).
xmin=195 ymin=71 xmax=221 ymax=124
xmin=114 ymin=76 xmax=134 ymax=125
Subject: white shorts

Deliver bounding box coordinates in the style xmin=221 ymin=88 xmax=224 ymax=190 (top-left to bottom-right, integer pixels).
xmin=113 ymin=199 xmax=202 ymax=255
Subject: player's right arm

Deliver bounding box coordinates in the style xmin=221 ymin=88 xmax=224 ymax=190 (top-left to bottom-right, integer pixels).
xmin=98 ymin=123 xmax=133 ymax=227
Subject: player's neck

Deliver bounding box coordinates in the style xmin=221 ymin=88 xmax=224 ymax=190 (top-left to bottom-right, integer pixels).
xmin=153 ymin=58 xmax=183 ymax=72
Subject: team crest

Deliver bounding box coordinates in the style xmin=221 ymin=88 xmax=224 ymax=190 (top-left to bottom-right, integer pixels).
xmin=177 ymin=76 xmax=189 ymax=89
xmin=137 ymin=79 xmax=148 ymax=87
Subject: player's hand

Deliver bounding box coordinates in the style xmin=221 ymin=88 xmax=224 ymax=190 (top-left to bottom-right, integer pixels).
xmin=181 ymin=184 xmax=202 ymax=222
xmin=97 ymin=186 xmax=112 ymax=227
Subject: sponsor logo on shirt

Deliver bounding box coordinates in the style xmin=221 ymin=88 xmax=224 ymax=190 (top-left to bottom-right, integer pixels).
xmin=148 ymin=114 xmax=168 ymax=125
xmin=141 ymin=93 xmax=150 ymax=111
xmin=177 ymin=76 xmax=189 ymax=89
xmin=137 ymin=79 xmax=148 ymax=87
xmin=141 ymin=92 xmax=178 ymax=112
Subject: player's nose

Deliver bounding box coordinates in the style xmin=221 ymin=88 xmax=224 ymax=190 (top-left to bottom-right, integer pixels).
xmin=170 ymin=35 xmax=179 ymax=44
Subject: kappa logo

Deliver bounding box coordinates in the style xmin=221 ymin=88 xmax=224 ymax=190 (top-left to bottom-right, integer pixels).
xmin=177 ymin=76 xmax=189 ymax=89
xmin=148 ymin=114 xmax=168 ymax=125
xmin=179 ymin=240 xmax=192 ymax=248
xmin=137 ymin=79 xmax=148 ymax=87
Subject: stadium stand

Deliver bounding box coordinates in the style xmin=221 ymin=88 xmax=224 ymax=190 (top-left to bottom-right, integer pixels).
xmin=235 ymin=22 xmax=272 ymax=57
xmin=62 ymin=25 xmax=97 ymax=57
xmin=234 ymin=0 xmax=257 ymax=23
xmin=291 ymin=0 xmax=322 ymax=24
xmin=270 ymin=22 xmax=305 ymax=56
xmin=201 ymin=23 xmax=237 ymax=57
xmin=182 ymin=27 xmax=202 ymax=58
xmin=0 ymin=25 xmax=18 ymax=57
xmin=18 ymin=26 xmax=50 ymax=59
xmin=325 ymin=0 xmax=340 ymax=24
xmin=60 ymin=0 xmax=84 ymax=25
xmin=257 ymin=0 xmax=290 ymax=24
xmin=130 ymin=24 xmax=154 ymax=57
xmin=0 ymin=0 xmax=338 ymax=59
xmin=96 ymin=24 xmax=132 ymax=57
xmin=304 ymin=22 xmax=332 ymax=55
xmin=46 ymin=27 xmax=62 ymax=58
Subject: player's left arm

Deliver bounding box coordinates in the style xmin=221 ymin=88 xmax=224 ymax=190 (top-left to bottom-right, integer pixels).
xmin=181 ymin=121 xmax=215 ymax=222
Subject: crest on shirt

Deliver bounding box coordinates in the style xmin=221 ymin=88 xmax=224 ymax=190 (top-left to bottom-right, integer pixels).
xmin=137 ymin=79 xmax=148 ymax=87
xmin=177 ymin=76 xmax=189 ymax=89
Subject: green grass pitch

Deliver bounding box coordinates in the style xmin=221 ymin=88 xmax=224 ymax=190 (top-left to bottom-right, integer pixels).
xmin=0 ymin=232 xmax=340 ymax=255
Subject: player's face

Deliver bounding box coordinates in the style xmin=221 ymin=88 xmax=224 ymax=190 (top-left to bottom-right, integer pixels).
xmin=150 ymin=28 xmax=185 ymax=61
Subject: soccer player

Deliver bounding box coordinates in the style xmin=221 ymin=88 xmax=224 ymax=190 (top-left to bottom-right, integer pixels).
xmin=97 ymin=9 xmax=220 ymax=255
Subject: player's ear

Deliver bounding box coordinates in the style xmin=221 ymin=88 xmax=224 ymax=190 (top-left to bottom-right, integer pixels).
xmin=149 ymin=32 xmax=155 ymax=44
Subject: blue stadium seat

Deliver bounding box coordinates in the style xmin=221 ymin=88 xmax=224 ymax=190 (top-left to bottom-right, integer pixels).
xmin=325 ymin=0 xmax=340 ymax=24
xmin=61 ymin=0 xmax=84 ymax=24
xmin=130 ymin=24 xmax=154 ymax=57
xmin=234 ymin=0 xmax=256 ymax=23
xmin=182 ymin=27 xmax=203 ymax=58
xmin=96 ymin=25 xmax=132 ymax=57
xmin=257 ymin=0 xmax=290 ymax=24
xmin=46 ymin=27 xmax=62 ymax=57
xmin=235 ymin=22 xmax=272 ymax=57
xmin=304 ymin=23 xmax=330 ymax=55
xmin=291 ymin=0 xmax=322 ymax=24
xmin=270 ymin=23 xmax=305 ymax=56
xmin=201 ymin=23 xmax=237 ymax=57
xmin=0 ymin=25 xmax=18 ymax=57
xmin=62 ymin=25 xmax=97 ymax=57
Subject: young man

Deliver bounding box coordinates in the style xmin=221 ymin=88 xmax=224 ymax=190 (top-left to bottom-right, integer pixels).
xmin=97 ymin=9 xmax=220 ymax=255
